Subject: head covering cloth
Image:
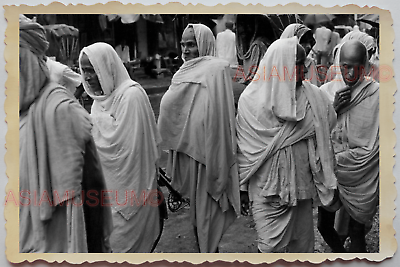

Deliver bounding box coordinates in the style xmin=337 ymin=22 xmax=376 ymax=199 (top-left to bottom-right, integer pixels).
xmin=182 ymin=23 xmax=216 ymax=61
xmin=78 ymin=43 xmax=161 ymax=221
xmin=237 ymin=37 xmax=337 ymax=205
xmin=19 ymin=14 xmax=50 ymax=114
xmin=280 ymin=23 xmax=311 ymax=41
xmin=159 ymin=23 xmax=240 ymax=213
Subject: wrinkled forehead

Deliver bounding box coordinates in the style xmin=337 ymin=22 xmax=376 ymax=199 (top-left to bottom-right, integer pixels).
xmin=340 ymin=42 xmax=367 ymax=65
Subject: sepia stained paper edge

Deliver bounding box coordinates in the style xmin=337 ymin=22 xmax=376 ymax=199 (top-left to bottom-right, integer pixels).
xmin=3 ymin=1 xmax=397 ymax=264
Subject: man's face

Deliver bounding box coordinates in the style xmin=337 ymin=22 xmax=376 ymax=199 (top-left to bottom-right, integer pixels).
xmin=80 ymin=53 xmax=103 ymax=95
xmin=181 ymin=27 xmax=199 ymax=61
xmin=340 ymin=48 xmax=366 ymax=87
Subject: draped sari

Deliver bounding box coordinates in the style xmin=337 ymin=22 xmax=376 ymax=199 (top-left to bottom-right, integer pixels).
xmin=236 ymin=37 xmax=337 ymax=252
xmin=158 ymin=24 xmax=240 ymax=252
xmin=324 ymin=78 xmax=380 ymax=226
xmin=79 ymin=42 xmax=161 ymax=252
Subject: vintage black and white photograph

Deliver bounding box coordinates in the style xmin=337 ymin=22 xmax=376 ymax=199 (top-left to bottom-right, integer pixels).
xmin=17 ymin=11 xmax=380 ymax=255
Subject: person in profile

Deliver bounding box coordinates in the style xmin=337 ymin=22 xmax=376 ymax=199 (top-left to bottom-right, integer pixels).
xmin=79 ymin=42 xmax=163 ymax=253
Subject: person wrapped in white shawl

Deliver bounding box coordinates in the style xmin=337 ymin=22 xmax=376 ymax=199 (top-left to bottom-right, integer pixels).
xmin=79 ymin=42 xmax=163 ymax=253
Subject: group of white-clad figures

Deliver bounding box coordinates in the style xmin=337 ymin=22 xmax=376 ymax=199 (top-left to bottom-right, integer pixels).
xmin=19 ymin=14 xmax=379 ymax=253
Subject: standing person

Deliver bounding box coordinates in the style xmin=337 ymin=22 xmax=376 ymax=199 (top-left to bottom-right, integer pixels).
xmin=236 ymin=37 xmax=338 ymax=253
xmin=280 ymin=23 xmax=320 ymax=86
xmin=319 ymin=40 xmax=379 ymax=253
xmin=158 ymin=23 xmax=241 ymax=253
xmin=216 ymin=21 xmax=238 ymax=67
xmin=236 ymin=15 xmax=275 ymax=85
xmin=78 ymin=42 xmax=163 ymax=253
xmin=19 ymin=15 xmax=113 ymax=253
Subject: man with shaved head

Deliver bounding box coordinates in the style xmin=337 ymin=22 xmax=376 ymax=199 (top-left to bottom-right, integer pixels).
xmin=319 ymin=40 xmax=379 ymax=252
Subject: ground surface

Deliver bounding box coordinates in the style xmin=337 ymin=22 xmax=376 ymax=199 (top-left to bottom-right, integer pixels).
xmin=153 ymin=195 xmax=379 ymax=253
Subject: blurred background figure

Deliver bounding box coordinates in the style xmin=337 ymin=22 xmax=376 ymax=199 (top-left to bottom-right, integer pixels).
xmin=236 ymin=15 xmax=276 ymax=85
xmin=216 ymin=20 xmax=238 ymax=67
xmin=115 ymin=39 xmax=130 ymax=64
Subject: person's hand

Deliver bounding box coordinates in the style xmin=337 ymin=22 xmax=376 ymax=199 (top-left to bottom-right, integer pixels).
xmin=333 ymin=86 xmax=351 ymax=112
xmin=240 ymin=190 xmax=250 ymax=216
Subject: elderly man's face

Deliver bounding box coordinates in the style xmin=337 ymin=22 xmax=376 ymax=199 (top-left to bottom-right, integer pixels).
xmin=340 ymin=45 xmax=366 ymax=87
xmin=80 ymin=53 xmax=103 ymax=95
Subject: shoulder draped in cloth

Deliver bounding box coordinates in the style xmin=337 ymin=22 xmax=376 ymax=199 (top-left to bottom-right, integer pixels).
xmin=158 ymin=24 xmax=240 ymax=252
xmin=236 ymin=37 xmax=338 ymax=206
xmin=79 ymin=42 xmax=162 ymax=252
xmin=330 ymin=78 xmax=379 ymax=225
xmin=79 ymin=42 xmax=161 ymax=220
xmin=19 ymin=15 xmax=112 ymax=253
xmin=159 ymin=56 xmax=240 ymax=210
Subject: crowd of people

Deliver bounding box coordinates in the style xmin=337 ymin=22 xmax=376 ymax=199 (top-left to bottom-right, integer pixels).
xmin=19 ymin=14 xmax=379 ymax=253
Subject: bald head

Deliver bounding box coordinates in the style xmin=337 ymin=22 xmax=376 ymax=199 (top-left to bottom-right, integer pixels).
xmin=340 ymin=40 xmax=367 ymax=66
xmin=340 ymin=40 xmax=368 ymax=86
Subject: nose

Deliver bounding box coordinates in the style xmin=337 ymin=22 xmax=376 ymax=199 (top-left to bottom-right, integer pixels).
xmin=348 ymin=67 xmax=355 ymax=77
xmin=182 ymin=45 xmax=189 ymax=53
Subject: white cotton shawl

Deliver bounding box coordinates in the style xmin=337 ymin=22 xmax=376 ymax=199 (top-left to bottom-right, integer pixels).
xmin=79 ymin=43 xmax=161 ymax=220
xmin=237 ymin=37 xmax=337 ymax=206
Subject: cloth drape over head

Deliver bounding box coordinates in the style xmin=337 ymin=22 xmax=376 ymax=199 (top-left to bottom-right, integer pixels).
xmin=182 ymin=23 xmax=216 ymax=61
xmin=341 ymin=29 xmax=376 ymax=51
xmin=19 ymin=14 xmax=50 ymax=114
xmin=280 ymin=23 xmax=310 ymax=40
xmin=159 ymin=25 xmax=240 ymax=212
xmin=159 ymin=56 xmax=239 ymax=211
xmin=280 ymin=23 xmax=319 ymax=85
xmin=236 ymin=37 xmax=337 ymax=206
xmin=79 ymin=43 xmax=161 ymax=221
xmin=158 ymin=24 xmax=240 ymax=252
